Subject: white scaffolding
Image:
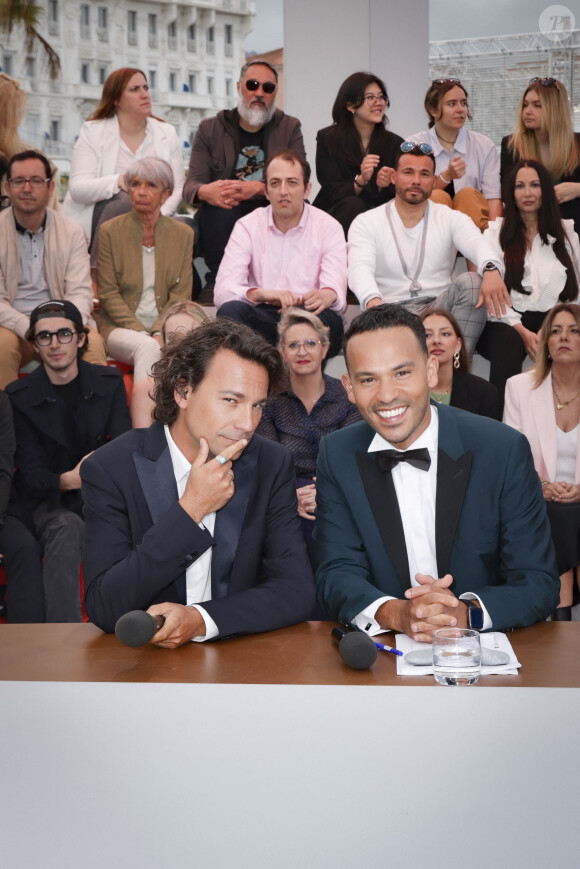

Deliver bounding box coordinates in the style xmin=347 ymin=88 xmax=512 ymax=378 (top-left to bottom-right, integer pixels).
xmin=429 ymin=30 xmax=580 ymax=146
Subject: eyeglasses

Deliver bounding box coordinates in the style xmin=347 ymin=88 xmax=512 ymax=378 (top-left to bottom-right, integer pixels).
xmin=285 ymin=339 xmax=322 ymax=353
xmin=400 ymin=141 xmax=434 ymax=156
xmin=34 ymin=328 xmax=79 ymax=346
xmin=432 ymin=78 xmax=461 ymax=85
xmin=8 ymin=176 xmax=51 ymax=188
xmin=529 ymin=76 xmax=559 ymax=88
xmin=361 ymin=92 xmax=387 ymax=105
xmin=245 ymin=79 xmax=276 ymax=94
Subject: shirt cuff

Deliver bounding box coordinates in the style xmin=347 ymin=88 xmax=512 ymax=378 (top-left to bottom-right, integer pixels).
xmin=189 ymin=605 xmax=219 ymax=642
xmin=459 ymin=593 xmax=493 ymax=631
xmin=351 ymin=596 xmax=396 ymax=635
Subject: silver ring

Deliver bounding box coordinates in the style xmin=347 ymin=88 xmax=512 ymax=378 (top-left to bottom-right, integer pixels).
xmin=215 ymin=455 xmax=227 ymax=465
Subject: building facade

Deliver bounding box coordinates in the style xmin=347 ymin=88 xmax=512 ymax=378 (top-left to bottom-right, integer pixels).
xmin=1 ymin=0 xmax=256 ymax=182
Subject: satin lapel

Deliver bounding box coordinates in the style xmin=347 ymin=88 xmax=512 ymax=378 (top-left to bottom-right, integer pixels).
xmin=356 ymin=450 xmax=410 ymax=590
xmin=211 ymin=443 xmax=258 ymax=600
xmin=133 ymin=442 xmax=178 ymax=524
xmin=435 ymin=448 xmax=472 ymax=577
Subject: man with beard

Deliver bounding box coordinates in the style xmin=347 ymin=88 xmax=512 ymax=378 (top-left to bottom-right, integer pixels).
xmin=347 ymin=143 xmax=511 ymax=356
xmin=183 ymin=61 xmax=305 ymax=303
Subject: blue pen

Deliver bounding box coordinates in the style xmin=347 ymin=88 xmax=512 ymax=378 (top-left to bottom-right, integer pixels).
xmin=374 ymin=641 xmax=403 ymax=656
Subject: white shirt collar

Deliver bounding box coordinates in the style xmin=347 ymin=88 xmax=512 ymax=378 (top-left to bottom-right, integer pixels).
xmin=367 ymin=404 xmax=439 ymax=454
xmin=164 ymin=424 xmax=191 ymax=488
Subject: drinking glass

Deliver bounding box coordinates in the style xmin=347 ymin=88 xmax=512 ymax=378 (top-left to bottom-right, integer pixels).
xmin=432 ymin=628 xmax=481 ymax=686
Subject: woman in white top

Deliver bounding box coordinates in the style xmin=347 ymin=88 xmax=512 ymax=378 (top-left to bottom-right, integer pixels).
xmin=477 ymin=159 xmax=579 ymax=411
xmin=62 ymin=67 xmax=184 ymax=248
xmin=409 ymin=78 xmax=502 ymax=231
xmin=504 ymin=304 xmax=580 ymax=619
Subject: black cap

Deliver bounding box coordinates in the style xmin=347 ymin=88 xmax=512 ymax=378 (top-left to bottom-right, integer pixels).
xmin=29 ymin=300 xmax=84 ymax=332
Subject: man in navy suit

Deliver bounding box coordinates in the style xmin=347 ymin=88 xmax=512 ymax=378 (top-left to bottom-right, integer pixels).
xmin=314 ymin=304 xmax=559 ymax=642
xmin=81 ymin=319 xmax=315 ymax=646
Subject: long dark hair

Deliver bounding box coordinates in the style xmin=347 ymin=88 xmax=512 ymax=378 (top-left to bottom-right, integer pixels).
xmin=327 ymin=71 xmax=391 ymax=167
xmin=500 ymin=159 xmax=578 ymax=300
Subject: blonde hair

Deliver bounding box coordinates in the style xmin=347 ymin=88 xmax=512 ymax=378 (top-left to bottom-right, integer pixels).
xmin=508 ymin=81 xmax=580 ymax=180
xmin=0 ymin=73 xmax=26 ymax=159
xmin=277 ymin=309 xmax=330 ymax=348
xmin=534 ymin=303 xmax=580 ymax=387
xmin=161 ymin=301 xmax=209 ymax=343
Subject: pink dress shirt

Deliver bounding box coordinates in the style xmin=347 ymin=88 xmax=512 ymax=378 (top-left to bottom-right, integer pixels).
xmin=214 ymin=202 xmax=347 ymax=313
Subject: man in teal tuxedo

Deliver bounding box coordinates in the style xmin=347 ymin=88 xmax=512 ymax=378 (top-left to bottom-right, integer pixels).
xmin=314 ymin=305 xmax=559 ymax=642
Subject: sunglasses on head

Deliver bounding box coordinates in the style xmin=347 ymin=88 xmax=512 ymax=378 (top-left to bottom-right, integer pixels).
xmin=432 ymin=78 xmax=461 ymax=86
xmin=529 ymin=76 xmax=559 ymax=89
xmin=400 ymin=141 xmax=434 ymax=156
xmin=245 ymin=79 xmax=276 ymax=94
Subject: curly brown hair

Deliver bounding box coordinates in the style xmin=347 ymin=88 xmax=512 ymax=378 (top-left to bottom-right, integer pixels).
xmin=152 ymin=319 xmax=284 ymax=425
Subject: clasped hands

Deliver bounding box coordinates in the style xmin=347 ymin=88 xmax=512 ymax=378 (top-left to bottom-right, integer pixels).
xmin=381 ymin=573 xmax=468 ymax=643
xmin=359 ymin=154 xmax=394 ymax=190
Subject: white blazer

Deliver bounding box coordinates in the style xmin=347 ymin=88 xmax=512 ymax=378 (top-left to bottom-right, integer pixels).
xmin=61 ymin=115 xmax=185 ymax=241
xmin=504 ymin=369 xmax=580 ymax=483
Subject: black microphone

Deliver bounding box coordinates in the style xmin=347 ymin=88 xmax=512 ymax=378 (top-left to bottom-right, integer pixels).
xmin=331 ymin=626 xmax=378 ymax=670
xmin=115 ymin=611 xmax=166 ymax=647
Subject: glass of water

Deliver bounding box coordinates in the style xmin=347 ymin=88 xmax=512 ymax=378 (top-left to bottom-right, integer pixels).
xmin=432 ymin=628 xmax=481 ymax=686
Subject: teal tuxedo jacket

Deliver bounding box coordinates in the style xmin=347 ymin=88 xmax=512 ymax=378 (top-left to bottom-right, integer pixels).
xmin=313 ymin=404 xmax=559 ymax=630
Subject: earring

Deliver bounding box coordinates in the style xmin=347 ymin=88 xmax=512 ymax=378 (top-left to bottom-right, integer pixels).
xmin=453 ymin=350 xmax=461 ymax=369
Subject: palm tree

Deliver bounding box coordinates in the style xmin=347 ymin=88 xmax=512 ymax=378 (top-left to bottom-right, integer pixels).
xmin=0 ymin=1 xmax=60 ymax=78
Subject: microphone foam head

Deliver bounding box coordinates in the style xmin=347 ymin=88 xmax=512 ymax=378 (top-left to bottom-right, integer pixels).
xmin=339 ymin=631 xmax=378 ymax=670
xmin=115 ymin=610 xmax=157 ymax=647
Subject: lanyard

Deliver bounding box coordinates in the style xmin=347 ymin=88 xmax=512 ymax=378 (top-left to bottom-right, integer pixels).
xmin=385 ymin=200 xmax=429 ymax=298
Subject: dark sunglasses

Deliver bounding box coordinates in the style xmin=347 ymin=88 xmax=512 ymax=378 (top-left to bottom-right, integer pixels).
xmin=529 ymin=76 xmax=559 ymax=89
xmin=432 ymin=78 xmax=461 ymax=85
xmin=245 ymin=79 xmax=276 ymax=94
xmin=400 ymin=141 xmax=434 ymax=156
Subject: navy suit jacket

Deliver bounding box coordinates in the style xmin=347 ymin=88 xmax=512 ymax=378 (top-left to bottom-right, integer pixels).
xmin=313 ymin=404 xmax=559 ymax=631
xmin=81 ymin=422 xmax=315 ymax=635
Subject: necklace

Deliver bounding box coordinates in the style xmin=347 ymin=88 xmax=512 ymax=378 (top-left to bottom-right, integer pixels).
xmin=435 ymin=128 xmax=457 ymax=145
xmin=552 ymin=384 xmax=580 ymax=411
xmin=431 ymin=389 xmax=450 ymax=401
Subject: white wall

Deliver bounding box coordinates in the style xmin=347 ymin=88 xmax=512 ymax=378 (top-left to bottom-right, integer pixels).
xmin=284 ymin=0 xmax=430 ymax=194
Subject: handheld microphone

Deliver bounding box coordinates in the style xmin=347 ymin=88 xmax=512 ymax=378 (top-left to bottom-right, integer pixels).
xmin=331 ymin=626 xmax=378 ymax=670
xmin=115 ymin=610 xmax=166 ymax=647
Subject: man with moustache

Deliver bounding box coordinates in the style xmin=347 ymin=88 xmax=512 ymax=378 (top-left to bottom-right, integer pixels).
xmin=314 ymin=304 xmax=559 ymax=641
xmin=81 ymin=319 xmax=315 ymax=646
xmin=184 ymin=60 xmax=305 ymax=302
xmin=215 ymin=150 xmax=347 ymax=358
xmin=347 ymin=143 xmax=512 ymax=355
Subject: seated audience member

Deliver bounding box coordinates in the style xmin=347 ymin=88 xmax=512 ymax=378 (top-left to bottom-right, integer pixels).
xmin=501 ymin=77 xmax=580 ymax=239
xmin=215 ymin=150 xmax=347 ymax=358
xmin=95 ymin=157 xmax=193 ymax=395
xmin=61 ymin=68 xmax=184 ymax=251
xmin=256 ymin=309 xmax=360 ymax=568
xmin=347 ymin=143 xmax=509 ymax=356
xmin=0 ymin=391 xmax=15 ymax=618
xmin=0 ymin=150 xmax=107 ymax=389
xmin=314 ymin=304 xmax=559 ymax=642
xmin=183 ymin=60 xmax=305 ymax=302
xmin=477 ymin=160 xmax=579 ymax=411
xmin=131 ymin=300 xmax=209 ymax=428
xmin=504 ymin=303 xmax=580 ymax=621
xmin=420 ymin=308 xmax=499 ymax=418
xmin=313 ymin=71 xmax=403 ymax=237
xmin=81 ymin=319 xmax=315 ymax=644
xmin=2 ymin=300 xmax=130 ymax=622
xmin=409 ymin=78 xmax=501 ymax=231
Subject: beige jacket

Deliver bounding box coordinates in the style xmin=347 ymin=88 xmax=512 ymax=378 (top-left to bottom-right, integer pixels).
xmin=0 ymin=207 xmax=93 ymax=338
xmin=95 ymin=211 xmax=193 ymax=340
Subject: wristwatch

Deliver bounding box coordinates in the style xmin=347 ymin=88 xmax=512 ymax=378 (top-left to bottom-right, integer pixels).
xmin=483 ymin=261 xmax=499 ymax=272
xmin=465 ymin=601 xmax=484 ymax=631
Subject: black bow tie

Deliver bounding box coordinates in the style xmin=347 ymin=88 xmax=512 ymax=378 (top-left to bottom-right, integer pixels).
xmin=375 ymin=447 xmax=431 ymax=473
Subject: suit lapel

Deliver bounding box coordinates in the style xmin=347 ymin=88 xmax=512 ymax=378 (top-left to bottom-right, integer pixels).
xmin=133 ymin=423 xmax=178 ymax=523
xmin=532 ymin=374 xmax=558 ymax=481
xmin=435 ymin=448 xmax=472 ymax=577
xmin=211 ymin=442 xmax=258 ymax=599
xmin=356 ymin=450 xmax=410 ymax=590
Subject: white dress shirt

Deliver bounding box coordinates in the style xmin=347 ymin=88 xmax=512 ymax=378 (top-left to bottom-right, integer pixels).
xmin=351 ymin=406 xmax=492 ymax=634
xmin=408 ymin=126 xmax=501 ymax=200
xmin=165 ymin=426 xmax=219 ymax=642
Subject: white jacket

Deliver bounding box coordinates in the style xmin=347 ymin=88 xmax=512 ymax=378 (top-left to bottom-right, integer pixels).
xmin=61 ymin=115 xmax=185 ymax=241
